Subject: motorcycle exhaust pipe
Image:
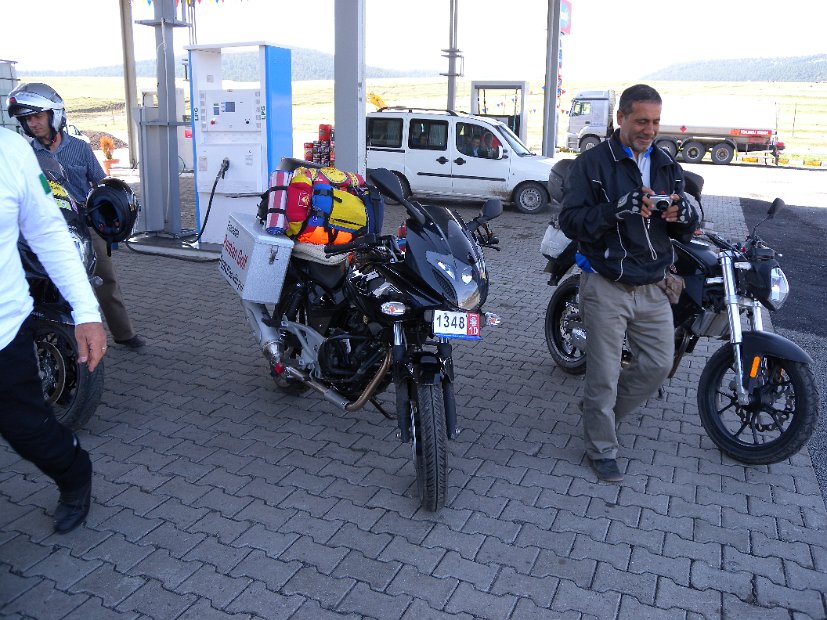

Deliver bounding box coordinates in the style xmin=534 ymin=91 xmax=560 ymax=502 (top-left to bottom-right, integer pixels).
xmin=242 ymin=301 xmax=282 ymax=364
xmin=282 ymin=366 xmax=351 ymax=409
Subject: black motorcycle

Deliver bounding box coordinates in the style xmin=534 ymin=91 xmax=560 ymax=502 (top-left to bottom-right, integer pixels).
xmin=543 ymin=164 xmax=819 ymax=464
xmin=19 ymin=156 xmax=103 ymax=430
xmin=240 ymin=167 xmax=503 ymax=511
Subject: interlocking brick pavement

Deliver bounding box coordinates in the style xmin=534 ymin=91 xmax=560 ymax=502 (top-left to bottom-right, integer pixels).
xmin=1 ymin=175 xmax=826 ymax=619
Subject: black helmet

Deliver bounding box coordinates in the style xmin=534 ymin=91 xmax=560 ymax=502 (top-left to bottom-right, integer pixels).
xmin=86 ymin=178 xmax=139 ymax=255
xmin=7 ymin=82 xmax=67 ymax=139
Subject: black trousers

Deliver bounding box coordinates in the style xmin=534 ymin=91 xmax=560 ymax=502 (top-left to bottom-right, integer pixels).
xmin=0 ymin=321 xmax=91 ymax=493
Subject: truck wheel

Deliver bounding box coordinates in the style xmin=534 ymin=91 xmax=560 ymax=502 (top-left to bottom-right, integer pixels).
xmin=579 ymin=136 xmax=601 ymax=151
xmin=681 ymin=141 xmax=706 ymax=164
xmin=711 ymin=142 xmax=735 ymax=165
xmin=655 ymin=140 xmax=677 ymax=159
xmin=513 ymin=182 xmax=549 ymax=214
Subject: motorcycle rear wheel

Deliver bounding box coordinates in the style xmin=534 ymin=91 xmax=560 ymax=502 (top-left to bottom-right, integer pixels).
xmin=271 ymin=300 xmax=310 ymax=395
xmin=409 ymin=377 xmax=448 ymax=511
xmin=33 ymin=321 xmax=104 ymax=430
xmin=544 ymin=276 xmax=587 ymax=375
xmin=697 ymin=345 xmax=819 ymax=464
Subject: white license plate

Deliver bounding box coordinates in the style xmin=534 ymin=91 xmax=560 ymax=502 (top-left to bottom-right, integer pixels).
xmin=432 ymin=310 xmax=481 ymax=340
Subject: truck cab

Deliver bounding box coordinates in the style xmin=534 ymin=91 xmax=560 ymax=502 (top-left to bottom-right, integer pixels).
xmin=366 ymin=107 xmax=556 ymax=214
xmin=566 ymin=90 xmax=615 ymax=152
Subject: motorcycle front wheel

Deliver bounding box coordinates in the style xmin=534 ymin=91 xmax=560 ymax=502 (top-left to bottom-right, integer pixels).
xmin=33 ymin=321 xmax=104 ymax=430
xmin=409 ymin=376 xmax=448 ymax=511
xmin=544 ymin=276 xmax=587 ymax=375
xmin=697 ymin=345 xmax=819 ymax=464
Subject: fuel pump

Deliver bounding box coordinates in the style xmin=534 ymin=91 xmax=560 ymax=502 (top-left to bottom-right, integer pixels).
xmin=470 ymin=81 xmax=529 ymax=144
xmin=187 ymin=43 xmax=293 ymax=244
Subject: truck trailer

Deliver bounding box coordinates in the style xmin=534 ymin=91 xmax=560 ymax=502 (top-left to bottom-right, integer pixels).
xmin=565 ymin=89 xmax=784 ymax=165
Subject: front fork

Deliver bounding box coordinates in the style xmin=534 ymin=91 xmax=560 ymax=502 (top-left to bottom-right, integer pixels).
xmin=721 ymin=253 xmax=752 ymax=405
xmin=392 ymin=322 xmax=456 ymax=442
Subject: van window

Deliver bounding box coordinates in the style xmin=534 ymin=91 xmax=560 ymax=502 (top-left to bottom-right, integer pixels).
xmin=367 ymin=117 xmax=403 ymax=148
xmin=570 ymin=101 xmax=592 ymax=117
xmin=409 ymin=119 xmax=448 ymax=150
xmin=456 ymin=122 xmax=499 ymax=159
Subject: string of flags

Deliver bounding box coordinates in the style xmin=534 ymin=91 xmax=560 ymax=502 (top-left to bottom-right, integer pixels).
xmin=146 ymin=0 xmax=234 ymax=5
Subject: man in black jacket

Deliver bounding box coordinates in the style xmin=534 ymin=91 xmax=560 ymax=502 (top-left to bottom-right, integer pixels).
xmin=559 ymin=84 xmax=698 ymax=483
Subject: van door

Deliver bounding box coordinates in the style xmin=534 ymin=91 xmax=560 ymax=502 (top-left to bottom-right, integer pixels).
xmin=404 ymin=118 xmax=452 ymax=196
xmin=367 ymin=116 xmax=405 ymax=172
xmin=451 ymin=121 xmax=508 ymax=199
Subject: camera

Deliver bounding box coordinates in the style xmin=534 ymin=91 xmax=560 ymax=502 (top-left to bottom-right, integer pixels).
xmin=648 ymin=195 xmax=672 ymax=211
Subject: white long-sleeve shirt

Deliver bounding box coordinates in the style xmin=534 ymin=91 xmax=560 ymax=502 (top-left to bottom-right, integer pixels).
xmin=0 ymin=128 xmax=100 ymax=349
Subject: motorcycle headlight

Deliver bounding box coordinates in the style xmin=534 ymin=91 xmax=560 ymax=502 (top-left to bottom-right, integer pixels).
xmin=426 ymin=251 xmax=482 ymax=311
xmin=767 ymin=266 xmax=789 ymax=310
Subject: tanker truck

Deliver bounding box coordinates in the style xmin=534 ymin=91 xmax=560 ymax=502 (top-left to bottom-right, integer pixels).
xmin=565 ymin=89 xmax=784 ymax=165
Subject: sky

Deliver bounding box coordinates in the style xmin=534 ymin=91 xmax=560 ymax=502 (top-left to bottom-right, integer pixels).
xmin=1 ymin=0 xmax=826 ymax=83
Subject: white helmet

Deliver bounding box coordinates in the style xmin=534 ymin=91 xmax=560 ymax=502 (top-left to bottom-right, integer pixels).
xmin=7 ymin=82 xmax=67 ymax=139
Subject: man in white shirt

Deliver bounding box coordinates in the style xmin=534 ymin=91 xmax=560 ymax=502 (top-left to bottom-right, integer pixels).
xmin=0 ymin=127 xmax=106 ymax=533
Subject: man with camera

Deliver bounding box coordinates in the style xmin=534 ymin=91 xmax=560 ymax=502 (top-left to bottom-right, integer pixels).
xmin=559 ymin=84 xmax=698 ymax=483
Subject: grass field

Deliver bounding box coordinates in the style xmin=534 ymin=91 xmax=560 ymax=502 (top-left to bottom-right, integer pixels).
xmin=26 ymin=76 xmax=827 ymax=163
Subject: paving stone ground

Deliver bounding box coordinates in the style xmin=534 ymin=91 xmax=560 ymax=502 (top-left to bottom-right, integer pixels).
xmin=1 ymin=176 xmax=826 ymax=619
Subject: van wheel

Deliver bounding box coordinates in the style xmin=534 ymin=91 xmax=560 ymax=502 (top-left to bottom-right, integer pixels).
xmin=384 ymin=173 xmax=411 ymax=205
xmin=513 ymin=182 xmax=548 ymax=214
xmin=579 ymin=136 xmax=601 ymax=151
xmin=682 ymin=141 xmax=706 ymax=164
xmin=711 ymin=142 xmax=735 ymax=165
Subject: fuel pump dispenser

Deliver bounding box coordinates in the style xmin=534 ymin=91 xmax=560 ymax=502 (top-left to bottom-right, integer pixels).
xmin=470 ymin=81 xmax=529 ymax=144
xmin=187 ymin=42 xmax=292 ymax=244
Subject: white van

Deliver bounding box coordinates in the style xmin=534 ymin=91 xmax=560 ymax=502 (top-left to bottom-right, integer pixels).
xmin=366 ymin=108 xmax=556 ymax=214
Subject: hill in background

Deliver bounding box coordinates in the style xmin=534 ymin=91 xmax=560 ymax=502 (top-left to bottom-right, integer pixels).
xmin=19 ymin=46 xmax=438 ymax=81
xmin=645 ymin=54 xmax=827 ymax=82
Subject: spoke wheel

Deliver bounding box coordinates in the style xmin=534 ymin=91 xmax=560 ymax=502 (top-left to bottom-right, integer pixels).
xmin=409 ymin=376 xmax=447 ymax=511
xmin=544 ymin=276 xmax=586 ymax=374
xmin=697 ymin=345 xmax=819 ymax=464
xmin=33 ymin=321 xmax=103 ymax=430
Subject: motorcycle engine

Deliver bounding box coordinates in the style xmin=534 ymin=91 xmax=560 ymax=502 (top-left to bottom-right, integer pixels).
xmin=317 ymin=317 xmax=387 ymax=397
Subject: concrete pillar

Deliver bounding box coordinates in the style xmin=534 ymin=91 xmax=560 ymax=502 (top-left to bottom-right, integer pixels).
xmin=334 ymin=0 xmax=366 ymax=176
xmin=542 ymin=0 xmax=562 ymax=157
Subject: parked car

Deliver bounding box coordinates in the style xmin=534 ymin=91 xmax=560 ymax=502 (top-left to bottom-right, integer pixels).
xmin=366 ymin=107 xmax=556 ymax=214
xmin=66 ymin=124 xmax=90 ymax=144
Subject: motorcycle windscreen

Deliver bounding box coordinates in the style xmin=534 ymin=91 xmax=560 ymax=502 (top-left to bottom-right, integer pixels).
xmin=404 ymin=207 xmax=488 ymax=312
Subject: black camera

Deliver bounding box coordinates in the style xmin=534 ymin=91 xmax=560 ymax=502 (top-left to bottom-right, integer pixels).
xmin=648 ymin=195 xmax=672 ymax=211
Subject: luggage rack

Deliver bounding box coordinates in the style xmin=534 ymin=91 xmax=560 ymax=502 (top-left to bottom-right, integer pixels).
xmin=376 ymin=106 xmax=469 ymax=116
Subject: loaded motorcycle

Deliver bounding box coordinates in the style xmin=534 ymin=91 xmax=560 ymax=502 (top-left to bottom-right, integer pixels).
xmin=19 ymin=154 xmax=104 ymax=430
xmin=542 ymin=161 xmax=819 ymax=464
xmin=239 ymin=166 xmax=503 ymax=511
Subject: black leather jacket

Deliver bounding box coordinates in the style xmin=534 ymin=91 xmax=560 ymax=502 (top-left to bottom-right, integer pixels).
xmin=559 ymin=131 xmax=698 ymax=286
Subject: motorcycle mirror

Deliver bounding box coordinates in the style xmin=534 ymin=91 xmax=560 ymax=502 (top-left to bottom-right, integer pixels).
xmin=478 ymin=198 xmax=503 ymax=224
xmin=768 ymin=197 xmax=784 ymax=218
xmin=368 ymin=168 xmax=426 ymax=226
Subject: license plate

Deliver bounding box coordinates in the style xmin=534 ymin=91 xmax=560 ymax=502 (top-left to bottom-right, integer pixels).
xmin=432 ymin=310 xmax=481 ymax=340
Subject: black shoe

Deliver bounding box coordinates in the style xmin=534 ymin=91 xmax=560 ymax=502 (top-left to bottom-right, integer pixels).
xmin=589 ymin=458 xmax=624 ymax=483
xmin=53 ymin=480 xmax=91 ymax=534
xmin=114 ymin=335 xmax=145 ymax=349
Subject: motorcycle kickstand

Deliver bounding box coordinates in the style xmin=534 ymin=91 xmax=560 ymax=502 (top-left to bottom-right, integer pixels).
xmin=370 ymin=398 xmax=396 ymax=420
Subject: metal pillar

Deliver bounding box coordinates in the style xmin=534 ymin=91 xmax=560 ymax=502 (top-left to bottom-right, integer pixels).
xmin=334 ymin=0 xmax=366 ymax=176
xmin=135 ymin=0 xmax=187 ymax=235
xmin=442 ymin=0 xmax=462 ymax=111
xmin=119 ymin=0 xmax=139 ymax=168
xmin=542 ymin=0 xmax=562 ymax=157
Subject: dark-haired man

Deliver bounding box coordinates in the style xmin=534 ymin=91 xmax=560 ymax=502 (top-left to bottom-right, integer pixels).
xmin=559 ymin=84 xmax=698 ymax=482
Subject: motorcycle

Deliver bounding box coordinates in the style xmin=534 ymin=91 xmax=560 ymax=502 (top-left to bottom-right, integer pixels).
xmin=240 ymin=166 xmax=503 ymax=511
xmin=542 ymin=162 xmax=819 ymax=464
xmin=19 ymin=154 xmax=104 ymax=430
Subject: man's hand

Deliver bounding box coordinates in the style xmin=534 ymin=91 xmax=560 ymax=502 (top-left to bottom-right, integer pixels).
xmin=658 ymin=193 xmax=692 ymax=223
xmin=614 ymin=189 xmax=648 ymax=220
xmin=75 ymin=322 xmax=107 ymax=372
